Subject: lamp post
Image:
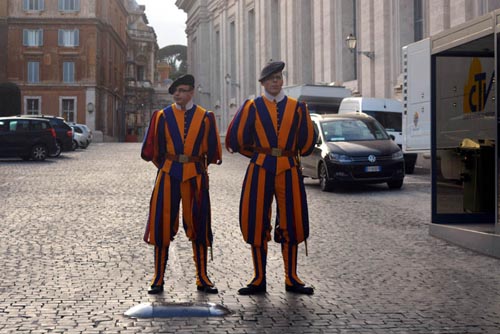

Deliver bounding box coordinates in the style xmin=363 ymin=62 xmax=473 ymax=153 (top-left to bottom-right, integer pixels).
xmin=86 ymin=102 xmax=94 ymax=113
xmin=346 ymin=33 xmax=375 ymax=60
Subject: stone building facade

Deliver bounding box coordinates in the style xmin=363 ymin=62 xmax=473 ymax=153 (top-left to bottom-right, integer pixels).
xmin=124 ymin=0 xmax=157 ymax=142
xmin=176 ymin=0 xmax=500 ymax=133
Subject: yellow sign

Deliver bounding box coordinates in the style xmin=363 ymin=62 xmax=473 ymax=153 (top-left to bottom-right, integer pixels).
xmin=463 ymin=57 xmax=494 ymax=114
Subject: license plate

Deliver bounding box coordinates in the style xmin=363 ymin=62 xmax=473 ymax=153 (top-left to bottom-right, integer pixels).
xmin=365 ymin=166 xmax=381 ymax=172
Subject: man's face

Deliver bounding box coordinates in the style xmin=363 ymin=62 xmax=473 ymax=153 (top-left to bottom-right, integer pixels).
xmin=172 ymin=84 xmax=194 ymax=106
xmin=261 ymin=72 xmax=283 ymax=96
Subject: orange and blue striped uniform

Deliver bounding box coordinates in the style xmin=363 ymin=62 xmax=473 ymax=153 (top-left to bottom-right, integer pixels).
xmin=226 ymin=95 xmax=316 ymax=288
xmin=142 ymin=103 xmax=222 ymax=288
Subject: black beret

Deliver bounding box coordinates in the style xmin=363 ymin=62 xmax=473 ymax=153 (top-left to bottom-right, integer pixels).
xmin=258 ymin=61 xmax=285 ymax=82
xmin=169 ymin=74 xmax=195 ymax=94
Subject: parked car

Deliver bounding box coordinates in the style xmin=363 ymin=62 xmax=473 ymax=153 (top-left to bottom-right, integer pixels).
xmin=79 ymin=124 xmax=93 ymax=144
xmin=0 ymin=116 xmax=58 ymax=161
xmin=301 ymin=113 xmax=405 ymax=191
xmin=69 ymin=123 xmax=92 ymax=148
xmin=70 ymin=125 xmax=88 ymax=149
xmin=338 ymin=96 xmax=418 ymax=174
xmin=17 ymin=115 xmax=73 ymax=157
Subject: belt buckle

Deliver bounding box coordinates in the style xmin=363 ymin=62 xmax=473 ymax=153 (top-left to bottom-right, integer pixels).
xmin=178 ymin=154 xmax=189 ymax=163
xmin=271 ymin=148 xmax=282 ymax=157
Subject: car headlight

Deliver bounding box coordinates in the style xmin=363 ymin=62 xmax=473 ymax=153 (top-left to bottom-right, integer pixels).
xmin=392 ymin=150 xmax=404 ymax=160
xmin=328 ymin=152 xmax=353 ymax=163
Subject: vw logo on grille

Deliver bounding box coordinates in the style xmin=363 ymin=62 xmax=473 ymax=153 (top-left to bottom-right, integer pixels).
xmin=368 ymin=155 xmax=376 ymax=163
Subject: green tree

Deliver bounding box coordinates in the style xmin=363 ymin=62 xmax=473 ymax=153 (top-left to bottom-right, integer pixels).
xmin=159 ymin=44 xmax=187 ymax=80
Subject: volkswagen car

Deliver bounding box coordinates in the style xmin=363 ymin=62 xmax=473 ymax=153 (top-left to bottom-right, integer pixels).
xmin=301 ymin=113 xmax=405 ymax=191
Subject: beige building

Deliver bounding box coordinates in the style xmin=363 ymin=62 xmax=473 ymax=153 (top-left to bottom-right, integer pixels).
xmin=176 ymin=0 xmax=500 ymax=133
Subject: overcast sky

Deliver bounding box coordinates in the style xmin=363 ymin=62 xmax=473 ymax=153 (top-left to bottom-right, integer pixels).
xmin=137 ymin=0 xmax=187 ymax=48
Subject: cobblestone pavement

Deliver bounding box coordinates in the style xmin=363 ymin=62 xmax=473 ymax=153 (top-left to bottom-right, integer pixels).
xmin=1 ymin=143 xmax=500 ymax=333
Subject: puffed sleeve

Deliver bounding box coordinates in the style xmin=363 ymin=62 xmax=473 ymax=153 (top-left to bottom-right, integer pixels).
xmin=141 ymin=110 xmax=165 ymax=168
xmin=225 ymin=99 xmax=255 ymax=158
xmin=296 ymin=102 xmax=317 ymax=157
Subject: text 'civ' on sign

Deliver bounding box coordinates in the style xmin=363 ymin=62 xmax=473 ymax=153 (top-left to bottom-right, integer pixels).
xmin=124 ymin=302 xmax=230 ymax=318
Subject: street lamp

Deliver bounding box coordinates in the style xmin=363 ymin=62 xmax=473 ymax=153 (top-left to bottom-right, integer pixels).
xmin=197 ymin=84 xmax=210 ymax=95
xmin=346 ymin=33 xmax=375 ymax=60
xmin=224 ymin=73 xmax=240 ymax=87
xmin=87 ymin=102 xmax=94 ymax=113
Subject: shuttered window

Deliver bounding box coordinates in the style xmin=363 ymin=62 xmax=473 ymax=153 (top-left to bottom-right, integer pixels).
xmin=28 ymin=62 xmax=40 ymax=83
xmin=23 ymin=0 xmax=44 ymax=11
xmin=58 ymin=29 xmax=79 ymax=47
xmin=23 ymin=29 xmax=43 ymax=46
xmin=58 ymin=0 xmax=80 ymax=11
xmin=63 ymin=62 xmax=75 ymax=83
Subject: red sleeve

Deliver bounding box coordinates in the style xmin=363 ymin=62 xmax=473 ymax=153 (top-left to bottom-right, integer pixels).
xmin=141 ymin=110 xmax=161 ymax=161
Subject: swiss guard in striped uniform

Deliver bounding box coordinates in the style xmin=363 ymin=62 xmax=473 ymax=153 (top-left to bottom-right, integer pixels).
xmin=141 ymin=74 xmax=222 ymax=295
xmin=226 ymin=61 xmax=317 ymax=295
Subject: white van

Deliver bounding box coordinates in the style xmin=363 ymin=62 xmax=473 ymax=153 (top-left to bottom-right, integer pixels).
xmin=338 ymin=97 xmax=418 ymax=173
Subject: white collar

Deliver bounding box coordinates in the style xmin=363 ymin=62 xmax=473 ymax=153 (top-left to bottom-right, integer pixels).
xmin=175 ymin=100 xmax=194 ymax=111
xmin=263 ymin=89 xmax=285 ymax=103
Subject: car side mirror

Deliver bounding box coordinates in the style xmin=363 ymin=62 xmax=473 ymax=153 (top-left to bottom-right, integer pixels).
xmin=316 ymin=136 xmax=322 ymax=145
xmin=390 ymin=135 xmax=395 ymax=141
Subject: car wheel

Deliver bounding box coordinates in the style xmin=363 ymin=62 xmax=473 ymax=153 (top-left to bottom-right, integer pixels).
xmin=31 ymin=145 xmax=48 ymax=161
xmin=387 ymin=179 xmax=404 ymax=189
xmin=319 ymin=162 xmax=334 ymax=192
xmin=72 ymin=140 xmax=78 ymax=151
xmin=50 ymin=141 xmax=62 ymax=157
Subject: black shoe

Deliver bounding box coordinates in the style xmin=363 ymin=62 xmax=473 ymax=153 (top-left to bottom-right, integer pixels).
xmin=238 ymin=284 xmax=266 ymax=295
xmin=197 ymin=285 xmax=219 ymax=294
xmin=285 ymin=284 xmax=314 ymax=295
xmin=148 ymin=285 xmax=164 ymax=294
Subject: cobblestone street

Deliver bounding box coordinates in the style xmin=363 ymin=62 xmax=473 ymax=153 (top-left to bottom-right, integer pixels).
xmin=1 ymin=143 xmax=500 ymax=333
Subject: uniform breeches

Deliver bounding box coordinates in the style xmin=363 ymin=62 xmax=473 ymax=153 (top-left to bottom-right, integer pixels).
xmin=147 ymin=170 xmax=212 ymax=247
xmin=239 ymin=163 xmax=309 ymax=247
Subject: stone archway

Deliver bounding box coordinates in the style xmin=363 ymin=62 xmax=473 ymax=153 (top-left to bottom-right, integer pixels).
xmin=0 ymin=82 xmax=21 ymax=116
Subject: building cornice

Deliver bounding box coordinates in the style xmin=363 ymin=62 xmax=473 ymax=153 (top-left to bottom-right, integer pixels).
xmin=8 ymin=17 xmax=101 ymax=25
xmin=175 ymin=0 xmax=196 ymax=13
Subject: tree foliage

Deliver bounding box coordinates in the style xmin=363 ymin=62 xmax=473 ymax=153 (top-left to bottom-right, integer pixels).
xmin=159 ymin=44 xmax=187 ymax=80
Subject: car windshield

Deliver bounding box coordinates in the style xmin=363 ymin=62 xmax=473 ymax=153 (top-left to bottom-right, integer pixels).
xmin=362 ymin=110 xmax=402 ymax=132
xmin=321 ymin=119 xmax=389 ymax=141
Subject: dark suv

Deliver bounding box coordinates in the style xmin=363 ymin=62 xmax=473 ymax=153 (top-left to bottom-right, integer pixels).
xmin=18 ymin=115 xmax=73 ymax=157
xmin=0 ymin=117 xmax=58 ymax=161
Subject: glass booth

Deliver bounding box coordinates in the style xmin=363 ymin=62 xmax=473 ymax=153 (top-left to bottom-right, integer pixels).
xmin=430 ymin=11 xmax=500 ymax=257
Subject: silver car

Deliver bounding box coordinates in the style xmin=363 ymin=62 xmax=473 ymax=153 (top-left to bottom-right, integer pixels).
xmin=70 ymin=124 xmax=92 ymax=149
